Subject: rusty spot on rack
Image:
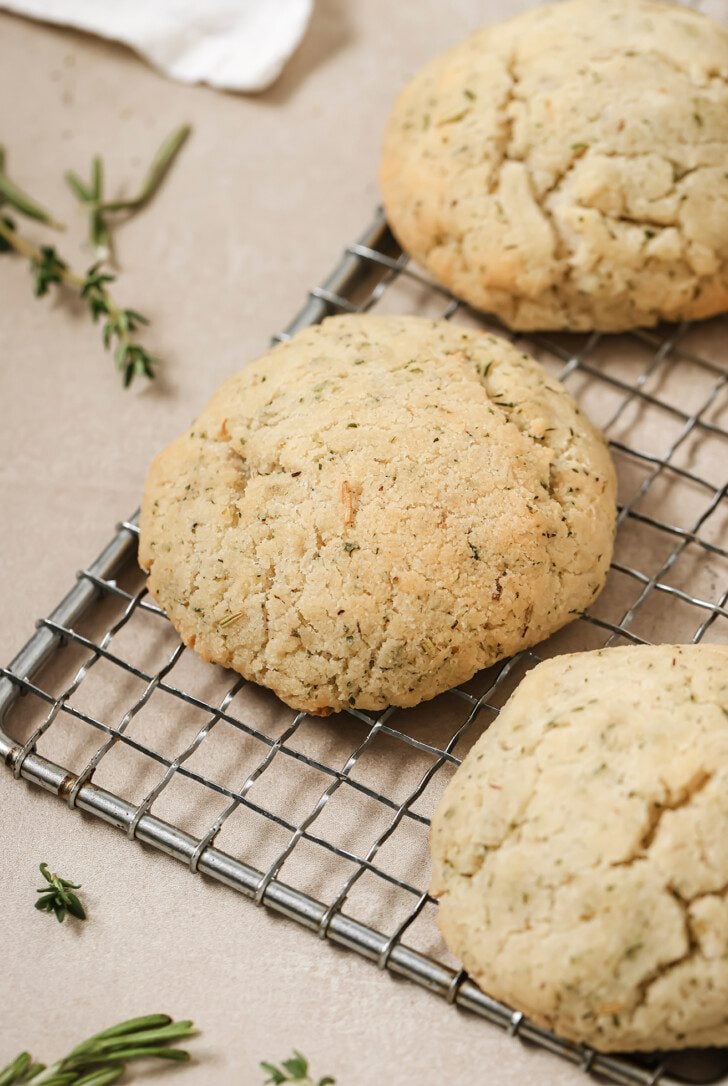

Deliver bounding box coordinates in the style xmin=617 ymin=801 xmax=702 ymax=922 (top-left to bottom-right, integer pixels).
xmin=4 ymin=744 xmax=21 ymax=769
xmin=58 ymin=772 xmax=78 ymax=799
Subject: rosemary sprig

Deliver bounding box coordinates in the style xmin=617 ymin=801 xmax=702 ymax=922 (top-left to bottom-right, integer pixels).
xmin=0 ymin=217 xmax=157 ymax=387
xmin=0 ymin=1015 xmax=195 ymax=1085
xmin=34 ymin=863 xmax=86 ymax=924
xmin=261 ymin=1052 xmax=335 ymax=1086
xmin=66 ymin=125 xmax=190 ymax=261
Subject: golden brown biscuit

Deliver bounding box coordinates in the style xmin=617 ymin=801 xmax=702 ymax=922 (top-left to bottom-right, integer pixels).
xmin=139 ymin=315 xmax=615 ymax=713
xmin=431 ymin=644 xmax=728 ymax=1051
xmin=381 ymin=0 xmax=728 ymax=331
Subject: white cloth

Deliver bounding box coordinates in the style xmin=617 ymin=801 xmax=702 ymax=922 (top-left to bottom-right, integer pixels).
xmin=0 ymin=0 xmax=314 ymax=91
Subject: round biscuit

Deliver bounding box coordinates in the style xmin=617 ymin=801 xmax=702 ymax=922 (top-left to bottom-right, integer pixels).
xmin=431 ymin=644 xmax=728 ymax=1051
xmin=380 ymin=0 xmax=728 ymax=331
xmin=139 ymin=315 xmax=616 ymax=714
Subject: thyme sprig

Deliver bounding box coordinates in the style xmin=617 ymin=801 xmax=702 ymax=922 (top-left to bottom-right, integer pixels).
xmin=0 ymin=216 xmax=157 ymax=386
xmin=66 ymin=125 xmax=190 ymax=261
xmin=34 ymin=863 xmax=86 ymax=924
xmin=0 ymin=126 xmax=190 ymax=387
xmin=0 ymin=1014 xmax=195 ymax=1085
xmin=261 ymin=1052 xmax=335 ymax=1086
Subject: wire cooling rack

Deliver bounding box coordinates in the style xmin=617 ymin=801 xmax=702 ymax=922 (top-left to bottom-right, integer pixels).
xmin=2 ymin=208 xmax=727 ymax=1086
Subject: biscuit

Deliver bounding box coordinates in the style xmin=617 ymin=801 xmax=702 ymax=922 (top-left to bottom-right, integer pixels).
xmin=431 ymin=644 xmax=728 ymax=1051
xmin=139 ymin=315 xmax=615 ymax=714
xmin=380 ymin=0 xmax=728 ymax=331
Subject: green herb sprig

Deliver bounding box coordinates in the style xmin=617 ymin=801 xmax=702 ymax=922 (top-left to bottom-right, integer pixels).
xmin=0 ymin=1014 xmax=195 ymax=1085
xmin=0 ymin=217 xmax=157 ymax=387
xmin=65 ymin=125 xmax=190 ymax=261
xmin=0 ymin=147 xmax=64 ymax=229
xmin=261 ymin=1051 xmax=335 ymax=1086
xmin=34 ymin=863 xmax=86 ymax=924
xmin=0 ymin=125 xmax=190 ymax=387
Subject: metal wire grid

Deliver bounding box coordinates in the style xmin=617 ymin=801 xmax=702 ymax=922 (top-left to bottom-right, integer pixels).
xmin=1 ymin=209 xmax=727 ymax=1086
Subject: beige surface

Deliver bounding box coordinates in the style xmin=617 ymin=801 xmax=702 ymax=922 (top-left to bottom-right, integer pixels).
xmin=0 ymin=3 xmax=726 ymax=1084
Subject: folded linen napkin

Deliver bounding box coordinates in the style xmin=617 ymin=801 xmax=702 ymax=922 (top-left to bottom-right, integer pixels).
xmin=0 ymin=0 xmax=314 ymax=91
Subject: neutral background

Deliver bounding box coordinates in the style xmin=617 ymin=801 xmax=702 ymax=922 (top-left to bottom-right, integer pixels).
xmin=1 ymin=3 xmax=726 ymax=1084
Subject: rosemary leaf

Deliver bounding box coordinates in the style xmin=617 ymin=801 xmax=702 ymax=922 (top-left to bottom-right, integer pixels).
xmin=0 ymin=214 xmax=15 ymax=252
xmin=70 ymin=1047 xmax=190 ymax=1064
xmin=0 ymin=147 xmax=64 ymax=229
xmin=68 ymin=1016 xmax=175 ymax=1056
xmin=64 ymin=171 xmax=92 ymax=203
xmin=98 ymin=124 xmax=191 ymax=213
xmin=72 ymin=1069 xmax=124 ymax=1086
xmin=91 ymin=157 xmax=103 ymax=202
xmin=220 ymin=611 xmax=245 ymax=629
xmin=2 ymin=1015 xmax=195 ymax=1086
xmin=89 ymin=210 xmax=110 ymax=262
xmin=0 ymin=1052 xmax=44 ymax=1086
xmin=78 ymin=1023 xmax=195 ymax=1054
xmin=64 ymin=893 xmax=86 ymax=921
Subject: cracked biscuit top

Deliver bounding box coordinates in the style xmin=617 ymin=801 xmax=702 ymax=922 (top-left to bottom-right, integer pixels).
xmin=431 ymin=644 xmax=728 ymax=1052
xmin=380 ymin=0 xmax=728 ymax=331
xmin=138 ymin=315 xmax=615 ymax=715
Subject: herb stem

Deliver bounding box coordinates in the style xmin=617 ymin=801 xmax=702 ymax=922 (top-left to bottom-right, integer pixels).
xmin=0 ymin=219 xmax=157 ymax=386
xmin=0 ymin=218 xmax=83 ymax=289
xmin=0 ymin=146 xmax=65 ymax=229
xmin=96 ymin=124 xmax=190 ymax=214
